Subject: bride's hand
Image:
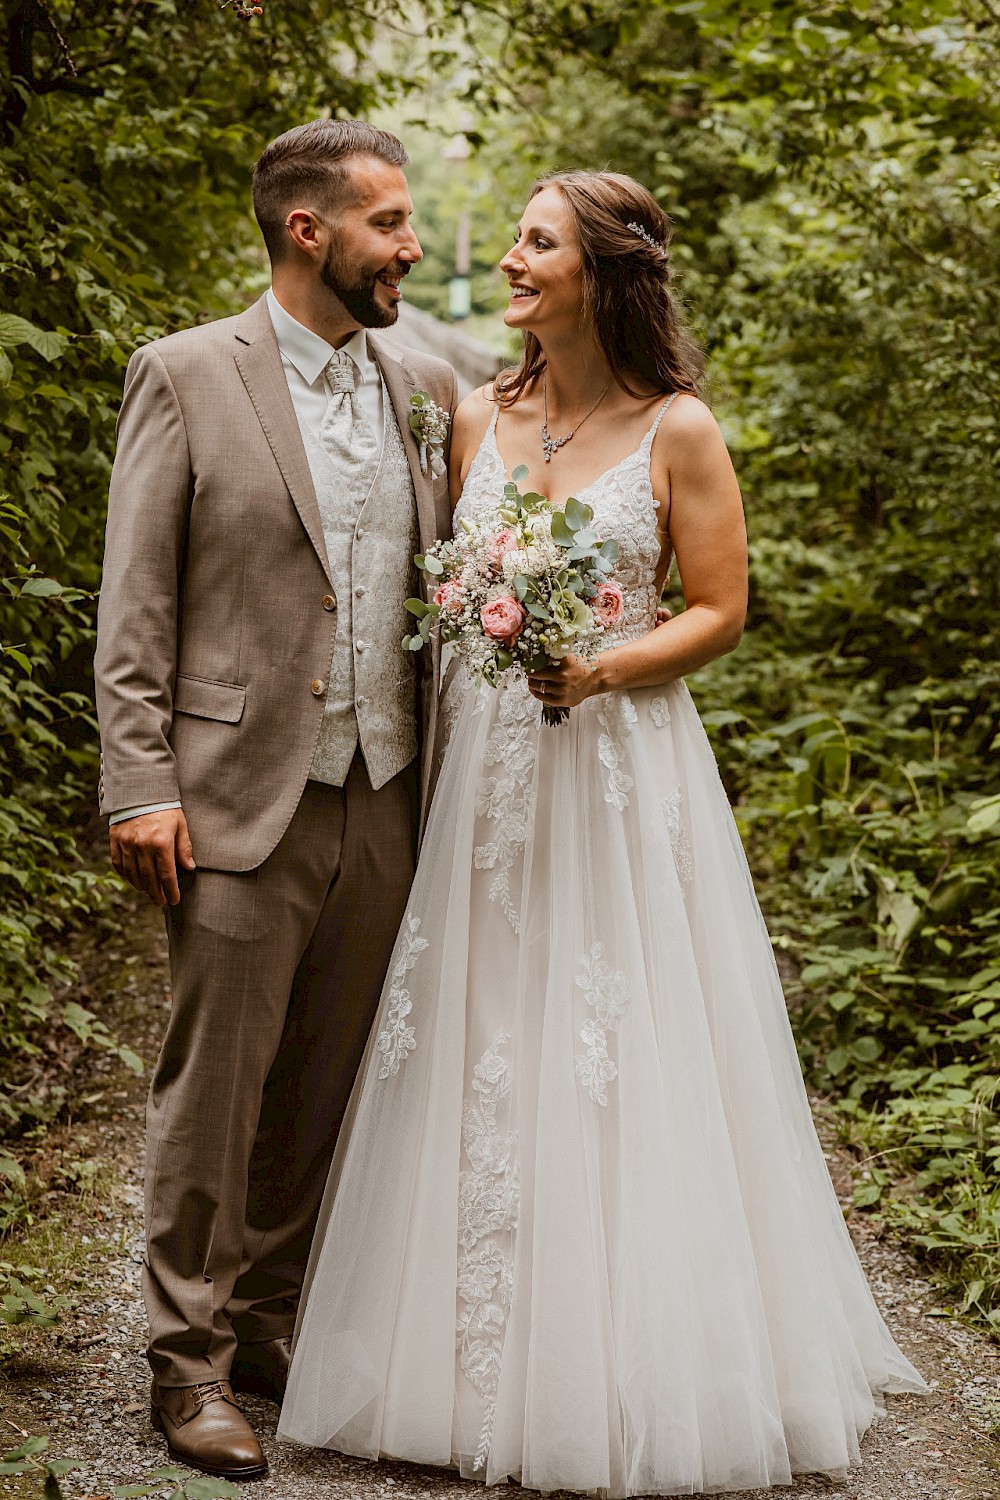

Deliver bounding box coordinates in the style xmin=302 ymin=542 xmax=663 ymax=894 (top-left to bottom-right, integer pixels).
xmin=527 ymin=654 xmax=599 ymax=709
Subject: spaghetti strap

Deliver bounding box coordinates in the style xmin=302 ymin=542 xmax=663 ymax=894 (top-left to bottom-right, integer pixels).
xmin=640 ymin=390 xmax=680 ymax=454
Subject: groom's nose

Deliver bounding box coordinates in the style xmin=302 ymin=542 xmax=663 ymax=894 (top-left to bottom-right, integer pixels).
xmin=399 ymin=226 xmax=423 ymax=264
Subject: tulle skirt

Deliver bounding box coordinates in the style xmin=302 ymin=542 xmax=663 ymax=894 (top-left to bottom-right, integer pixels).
xmin=277 ymin=667 xmax=926 ymax=1495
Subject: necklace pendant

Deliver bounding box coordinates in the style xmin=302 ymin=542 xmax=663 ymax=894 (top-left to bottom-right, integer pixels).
xmin=541 ymin=426 xmax=566 ymax=464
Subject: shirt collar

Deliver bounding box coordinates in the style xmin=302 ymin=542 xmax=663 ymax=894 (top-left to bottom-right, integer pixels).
xmin=266 ymin=287 xmax=373 ymax=387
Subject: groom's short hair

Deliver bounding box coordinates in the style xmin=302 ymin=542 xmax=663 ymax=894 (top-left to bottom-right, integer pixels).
xmin=252 ymin=119 xmax=409 ymax=263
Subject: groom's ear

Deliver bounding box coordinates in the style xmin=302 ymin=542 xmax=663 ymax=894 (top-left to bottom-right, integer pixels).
xmin=281 ymin=209 xmax=326 ymax=260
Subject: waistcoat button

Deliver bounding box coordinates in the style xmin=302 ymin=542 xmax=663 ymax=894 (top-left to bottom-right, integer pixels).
xmin=355 ymin=584 xmax=367 ymax=598
xmin=356 ymin=526 xmax=365 ymax=539
xmin=322 ymin=595 xmax=336 ymax=612
xmin=310 ymin=678 xmax=326 ymax=696
xmin=355 ymin=640 xmax=367 ymax=653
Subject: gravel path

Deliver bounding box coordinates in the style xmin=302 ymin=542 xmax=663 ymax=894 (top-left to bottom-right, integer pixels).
xmin=2 ymin=903 xmax=999 ymax=1500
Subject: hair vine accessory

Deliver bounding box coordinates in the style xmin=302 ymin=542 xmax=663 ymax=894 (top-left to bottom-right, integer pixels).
xmin=627 ymin=221 xmax=665 ymax=254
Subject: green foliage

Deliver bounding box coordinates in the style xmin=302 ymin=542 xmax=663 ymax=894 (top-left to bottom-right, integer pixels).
xmin=0 ymin=1435 xmax=82 ymax=1496
xmin=114 ymin=1468 xmax=243 ymax=1499
xmin=0 ymin=1261 xmax=70 ymax=1326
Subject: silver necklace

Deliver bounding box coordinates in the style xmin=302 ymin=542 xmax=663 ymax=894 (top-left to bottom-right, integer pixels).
xmin=541 ymin=373 xmax=612 ymax=463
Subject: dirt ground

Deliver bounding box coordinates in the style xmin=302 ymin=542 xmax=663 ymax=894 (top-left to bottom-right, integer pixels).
xmin=2 ymin=900 xmax=999 ymax=1500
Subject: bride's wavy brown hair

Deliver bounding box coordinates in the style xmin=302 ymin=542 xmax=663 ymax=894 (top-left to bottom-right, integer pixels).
xmin=495 ymin=170 xmax=703 ymax=406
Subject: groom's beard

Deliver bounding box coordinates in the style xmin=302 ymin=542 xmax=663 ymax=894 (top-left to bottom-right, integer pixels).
xmin=321 ymin=241 xmax=403 ymax=329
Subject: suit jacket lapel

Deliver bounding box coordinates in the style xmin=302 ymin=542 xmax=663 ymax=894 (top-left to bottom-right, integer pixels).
xmin=233 ymin=296 xmax=332 ymax=585
xmin=368 ymin=334 xmax=437 ymax=557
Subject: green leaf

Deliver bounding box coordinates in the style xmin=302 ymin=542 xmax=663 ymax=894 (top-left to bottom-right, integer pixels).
xmin=563 ymin=496 xmax=592 ymax=532
xmin=967 ymin=795 xmax=1000 ymax=835
xmin=511 ymin=464 xmax=529 ymax=482
xmin=422 ymin=554 xmax=444 ymax=576
xmin=0 ymin=1155 xmax=26 ymax=1191
xmin=117 ymin=1046 xmax=145 ymax=1074
xmin=3 ymin=1437 xmax=48 ymax=1460
xmin=0 ymin=314 xmax=69 ymax=362
xmin=18 ymin=576 xmax=63 ymax=598
xmin=184 ymin=1478 xmax=244 ymax=1499
xmin=1 ymin=645 xmax=32 ymax=674
xmin=549 ymin=511 xmax=574 ymax=546
xmin=0 ymin=349 xmax=12 ymax=385
xmin=404 ymin=598 xmax=431 ymax=618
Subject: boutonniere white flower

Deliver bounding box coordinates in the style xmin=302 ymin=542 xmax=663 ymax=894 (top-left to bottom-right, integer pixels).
xmin=409 ymin=391 xmax=449 ymax=478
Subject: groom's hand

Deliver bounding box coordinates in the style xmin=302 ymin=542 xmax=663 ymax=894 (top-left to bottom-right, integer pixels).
xmin=110 ymin=808 xmax=197 ymax=908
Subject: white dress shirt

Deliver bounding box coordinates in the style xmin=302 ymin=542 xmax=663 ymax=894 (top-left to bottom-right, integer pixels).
xmin=109 ymin=290 xmax=384 ymax=826
xmin=266 ymin=287 xmax=384 ymax=450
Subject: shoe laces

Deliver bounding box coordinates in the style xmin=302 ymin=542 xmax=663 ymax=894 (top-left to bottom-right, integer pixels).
xmin=194 ymin=1380 xmax=229 ymax=1407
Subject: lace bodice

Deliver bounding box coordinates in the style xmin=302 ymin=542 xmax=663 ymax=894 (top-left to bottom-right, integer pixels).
xmin=455 ymin=395 xmax=677 ymax=649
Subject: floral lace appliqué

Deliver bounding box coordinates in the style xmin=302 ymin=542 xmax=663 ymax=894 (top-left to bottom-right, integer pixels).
xmin=375 ymin=914 xmax=427 ymax=1079
xmin=661 ymin=788 xmax=694 ymax=883
xmin=473 ymin=679 xmax=541 ymax=932
xmin=650 ymin=695 xmax=671 ymax=728
xmin=575 ymin=943 xmax=631 ymax=1106
xmin=596 ymin=694 xmax=638 ymax=811
xmin=457 ymin=1033 xmax=519 ymax=1472
xmin=436 ymin=670 xmax=465 ymax=769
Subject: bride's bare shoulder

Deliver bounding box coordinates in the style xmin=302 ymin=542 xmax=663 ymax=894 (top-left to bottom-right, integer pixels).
xmin=452 ymin=383 xmax=498 ymax=451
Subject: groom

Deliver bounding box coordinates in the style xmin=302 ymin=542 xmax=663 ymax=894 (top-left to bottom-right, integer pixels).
xmin=95 ymin=119 xmax=456 ymax=1478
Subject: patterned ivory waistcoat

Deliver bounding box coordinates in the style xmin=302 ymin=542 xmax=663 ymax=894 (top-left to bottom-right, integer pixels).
xmin=300 ymin=380 xmax=419 ymax=791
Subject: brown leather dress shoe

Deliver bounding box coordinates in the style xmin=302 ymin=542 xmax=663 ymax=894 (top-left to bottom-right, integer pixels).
xmin=230 ymin=1335 xmax=292 ymax=1405
xmin=150 ymin=1379 xmax=267 ymax=1479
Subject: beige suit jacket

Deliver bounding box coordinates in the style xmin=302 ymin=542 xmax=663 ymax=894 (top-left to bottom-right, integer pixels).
xmin=94 ymin=294 xmax=457 ymax=871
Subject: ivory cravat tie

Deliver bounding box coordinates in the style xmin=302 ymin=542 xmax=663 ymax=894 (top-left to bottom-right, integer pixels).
xmin=319 ymin=349 xmax=380 ymax=477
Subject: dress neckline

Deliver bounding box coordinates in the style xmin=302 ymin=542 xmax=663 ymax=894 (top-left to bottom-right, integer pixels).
xmin=485 ymin=392 xmax=677 ymax=508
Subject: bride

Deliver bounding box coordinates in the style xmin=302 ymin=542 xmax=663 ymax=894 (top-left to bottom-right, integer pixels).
xmin=277 ymin=169 xmax=925 ymax=1495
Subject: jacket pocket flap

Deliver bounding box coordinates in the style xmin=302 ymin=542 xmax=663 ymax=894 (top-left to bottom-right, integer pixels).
xmin=173 ymin=674 xmax=246 ymax=724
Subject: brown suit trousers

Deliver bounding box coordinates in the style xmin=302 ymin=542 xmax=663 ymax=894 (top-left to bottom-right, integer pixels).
xmin=143 ymin=759 xmax=417 ymax=1385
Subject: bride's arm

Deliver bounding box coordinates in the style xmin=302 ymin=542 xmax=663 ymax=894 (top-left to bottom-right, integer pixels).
xmin=448 ymin=385 xmax=497 ymax=509
xmin=529 ymin=396 xmax=748 ymax=705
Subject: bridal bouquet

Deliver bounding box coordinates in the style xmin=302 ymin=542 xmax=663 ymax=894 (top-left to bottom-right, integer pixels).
xmin=403 ymin=465 xmax=623 ymax=725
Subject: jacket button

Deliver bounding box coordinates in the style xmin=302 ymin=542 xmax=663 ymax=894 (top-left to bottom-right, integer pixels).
xmin=356 ymin=526 xmax=365 ymax=539
xmin=310 ymin=678 xmax=326 ymax=696
xmin=322 ymin=594 xmax=336 ymax=612
xmin=355 ymin=584 xmax=367 ymax=598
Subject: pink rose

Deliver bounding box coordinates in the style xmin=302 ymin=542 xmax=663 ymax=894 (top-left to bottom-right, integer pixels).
xmin=593 ymin=580 xmax=625 ymax=629
xmin=486 ymin=527 xmax=519 ymax=572
xmin=480 ymin=595 xmax=527 ymax=647
xmin=434 ymin=581 xmax=464 ymax=616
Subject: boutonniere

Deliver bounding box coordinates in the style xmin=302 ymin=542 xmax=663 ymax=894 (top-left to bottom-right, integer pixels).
xmin=409 ymin=391 xmax=450 ymax=478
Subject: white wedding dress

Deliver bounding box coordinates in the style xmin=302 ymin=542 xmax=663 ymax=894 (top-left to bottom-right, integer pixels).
xmin=278 ymin=400 xmax=926 ymax=1495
